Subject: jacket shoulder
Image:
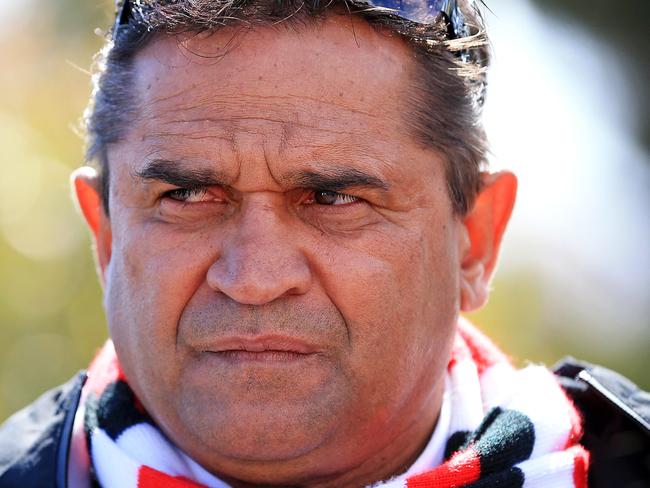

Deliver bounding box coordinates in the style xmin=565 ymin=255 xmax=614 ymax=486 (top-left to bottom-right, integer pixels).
xmin=553 ymin=357 xmax=650 ymax=488
xmin=0 ymin=372 xmax=86 ymax=488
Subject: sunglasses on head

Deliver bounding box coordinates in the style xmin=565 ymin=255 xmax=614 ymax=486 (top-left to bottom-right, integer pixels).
xmin=112 ymin=0 xmax=473 ymax=40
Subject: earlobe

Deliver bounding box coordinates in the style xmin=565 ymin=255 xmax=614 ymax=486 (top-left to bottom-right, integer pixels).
xmin=71 ymin=166 xmax=112 ymax=282
xmin=460 ymin=171 xmax=517 ymax=312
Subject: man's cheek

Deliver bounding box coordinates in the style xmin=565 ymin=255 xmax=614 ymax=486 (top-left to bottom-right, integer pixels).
xmin=105 ymin=232 xmax=180 ymax=341
xmin=104 ymin=236 xmax=194 ymax=402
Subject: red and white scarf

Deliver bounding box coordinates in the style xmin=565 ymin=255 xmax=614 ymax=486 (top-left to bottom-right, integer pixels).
xmin=73 ymin=319 xmax=589 ymax=487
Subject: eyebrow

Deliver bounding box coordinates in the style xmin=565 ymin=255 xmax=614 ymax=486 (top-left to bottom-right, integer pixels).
xmin=285 ymin=168 xmax=390 ymax=192
xmin=134 ymin=159 xmax=231 ymax=188
xmin=135 ymin=159 xmax=390 ymax=193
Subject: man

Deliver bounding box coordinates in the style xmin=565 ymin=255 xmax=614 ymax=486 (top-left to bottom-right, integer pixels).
xmin=1 ymin=0 xmax=648 ymax=487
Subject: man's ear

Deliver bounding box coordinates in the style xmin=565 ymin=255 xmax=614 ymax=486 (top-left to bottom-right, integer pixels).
xmin=459 ymin=171 xmax=517 ymax=312
xmin=71 ymin=167 xmax=112 ymax=284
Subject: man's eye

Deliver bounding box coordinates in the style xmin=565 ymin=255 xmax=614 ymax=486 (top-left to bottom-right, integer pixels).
xmin=313 ymin=190 xmax=359 ymax=206
xmin=164 ymin=188 xmax=209 ymax=203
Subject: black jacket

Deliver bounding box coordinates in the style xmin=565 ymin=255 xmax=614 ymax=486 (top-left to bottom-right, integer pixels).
xmin=1 ymin=359 xmax=649 ymax=488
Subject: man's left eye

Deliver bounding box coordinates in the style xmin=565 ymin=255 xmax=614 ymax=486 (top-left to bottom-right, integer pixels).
xmin=164 ymin=188 xmax=209 ymax=203
xmin=312 ymin=190 xmax=359 ymax=206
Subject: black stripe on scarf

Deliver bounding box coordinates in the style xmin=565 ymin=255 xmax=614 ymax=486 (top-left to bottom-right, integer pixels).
xmin=87 ymin=380 xmax=154 ymax=441
xmin=472 ymin=407 xmax=536 ymax=475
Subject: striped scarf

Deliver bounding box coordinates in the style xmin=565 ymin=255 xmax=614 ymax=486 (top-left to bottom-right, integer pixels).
xmin=79 ymin=320 xmax=589 ymax=487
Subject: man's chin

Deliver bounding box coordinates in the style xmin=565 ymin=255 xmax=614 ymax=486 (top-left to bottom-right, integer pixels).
xmin=170 ymin=376 xmax=347 ymax=464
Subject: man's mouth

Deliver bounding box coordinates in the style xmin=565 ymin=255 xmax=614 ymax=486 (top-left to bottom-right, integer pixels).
xmin=203 ymin=335 xmax=320 ymax=363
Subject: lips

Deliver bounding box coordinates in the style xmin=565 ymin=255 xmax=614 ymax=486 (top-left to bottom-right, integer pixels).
xmin=199 ymin=335 xmax=321 ymax=363
xmin=209 ymin=335 xmax=318 ymax=353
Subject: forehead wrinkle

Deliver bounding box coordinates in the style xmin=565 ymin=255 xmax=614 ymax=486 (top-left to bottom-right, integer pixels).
xmin=142 ymin=93 xmax=348 ymax=132
xmin=136 ymin=86 xmax=192 ymax=126
xmin=145 ymin=114 xmax=363 ymax=145
xmin=223 ymin=91 xmax=377 ymax=118
xmin=144 ymin=86 xmax=382 ymax=125
xmin=142 ymin=133 xmax=238 ymax=152
xmin=137 ymin=107 xmax=400 ymax=176
xmin=278 ymin=130 xmax=397 ymax=169
xmin=195 ymin=92 xmax=379 ymax=126
xmin=135 ymin=62 xmax=400 ymax=146
xmin=149 ymin=86 xmax=191 ymax=106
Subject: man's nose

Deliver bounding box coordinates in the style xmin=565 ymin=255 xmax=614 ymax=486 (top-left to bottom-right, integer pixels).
xmin=206 ymin=201 xmax=312 ymax=305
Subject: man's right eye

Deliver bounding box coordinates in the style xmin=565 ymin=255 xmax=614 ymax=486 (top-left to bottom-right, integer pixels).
xmin=164 ymin=188 xmax=209 ymax=203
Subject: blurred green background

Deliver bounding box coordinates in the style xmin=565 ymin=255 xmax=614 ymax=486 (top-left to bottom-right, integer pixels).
xmin=0 ymin=0 xmax=648 ymax=422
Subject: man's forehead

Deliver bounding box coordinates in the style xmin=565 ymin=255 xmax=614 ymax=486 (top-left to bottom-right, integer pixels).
xmin=106 ymin=13 xmax=447 ymax=199
xmin=130 ymin=15 xmax=415 ymax=130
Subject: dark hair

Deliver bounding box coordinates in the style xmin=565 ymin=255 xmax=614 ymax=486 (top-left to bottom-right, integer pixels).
xmin=85 ymin=0 xmax=490 ymax=215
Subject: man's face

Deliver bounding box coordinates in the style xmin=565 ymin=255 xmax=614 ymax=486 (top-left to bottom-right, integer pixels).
xmin=98 ymin=14 xmax=468 ymax=486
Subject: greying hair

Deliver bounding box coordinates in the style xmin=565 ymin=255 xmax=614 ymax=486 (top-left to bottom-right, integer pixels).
xmin=85 ymin=0 xmax=490 ymax=215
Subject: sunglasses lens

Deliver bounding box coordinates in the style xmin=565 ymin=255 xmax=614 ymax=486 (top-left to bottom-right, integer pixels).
xmin=368 ymin=0 xmax=444 ymax=23
xmin=360 ymin=0 xmax=467 ymax=38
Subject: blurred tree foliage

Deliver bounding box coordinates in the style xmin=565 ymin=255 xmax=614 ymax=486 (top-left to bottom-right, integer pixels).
xmin=0 ymin=1 xmax=110 ymax=419
xmin=530 ymin=0 xmax=650 ymax=151
xmin=0 ymin=0 xmax=648 ymax=423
